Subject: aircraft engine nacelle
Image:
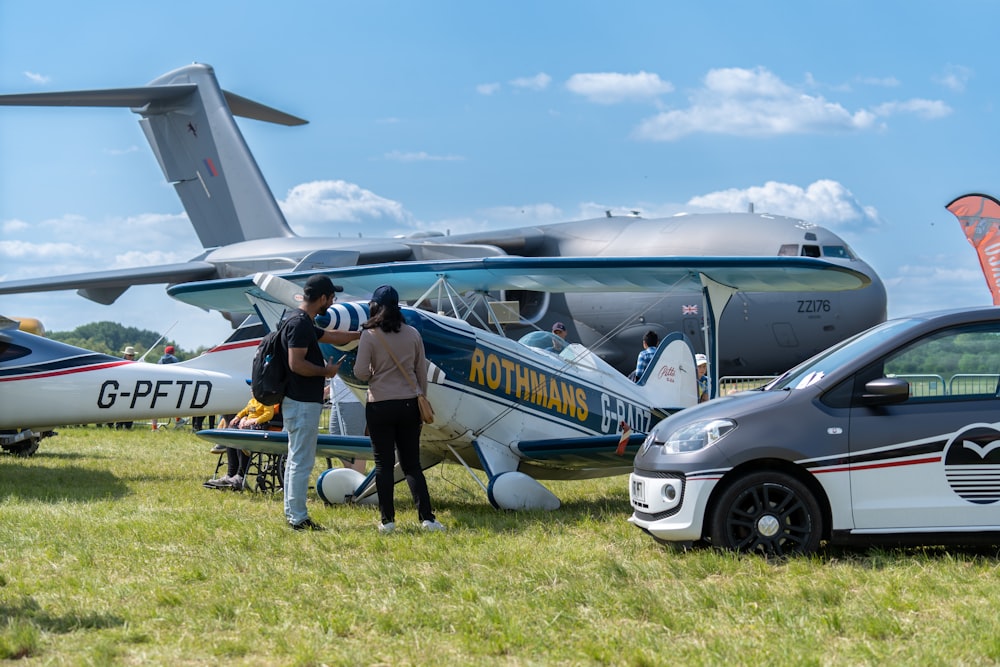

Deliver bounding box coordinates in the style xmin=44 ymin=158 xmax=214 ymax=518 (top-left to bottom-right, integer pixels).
xmin=499 ymin=290 xmax=550 ymax=324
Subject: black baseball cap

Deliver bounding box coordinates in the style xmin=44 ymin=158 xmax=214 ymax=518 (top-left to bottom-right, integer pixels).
xmin=303 ymin=274 xmax=343 ymax=299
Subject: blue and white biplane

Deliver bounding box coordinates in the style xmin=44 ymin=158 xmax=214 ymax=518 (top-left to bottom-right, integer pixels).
xmin=191 ymin=256 xmax=871 ymax=510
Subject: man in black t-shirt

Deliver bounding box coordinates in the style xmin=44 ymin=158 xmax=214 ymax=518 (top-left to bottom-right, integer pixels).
xmin=281 ymin=274 xmax=360 ymax=531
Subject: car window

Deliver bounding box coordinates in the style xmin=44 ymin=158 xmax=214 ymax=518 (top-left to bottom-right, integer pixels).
xmin=882 ymin=323 xmax=1000 ymax=402
xmin=768 ymin=318 xmax=918 ymax=391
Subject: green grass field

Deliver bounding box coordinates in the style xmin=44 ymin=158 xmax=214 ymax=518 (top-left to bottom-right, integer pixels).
xmin=3 ymin=427 xmax=1000 ymax=666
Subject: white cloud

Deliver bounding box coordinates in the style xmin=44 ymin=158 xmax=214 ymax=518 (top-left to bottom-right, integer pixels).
xmin=858 ymin=76 xmax=901 ymax=88
xmin=509 ymin=73 xmax=552 ymax=91
xmin=565 ymin=71 xmax=673 ymax=104
xmin=687 ymin=179 xmax=882 ymax=231
xmin=477 ymin=82 xmax=501 ymax=96
xmin=872 ymin=99 xmax=952 ymax=119
xmin=2 ymin=219 xmax=29 ymax=233
xmin=633 ymin=66 xmax=882 ymax=141
xmin=23 ymin=71 xmax=49 ymax=85
xmin=0 ymin=239 xmax=86 ymax=261
xmin=278 ymin=180 xmax=412 ymax=228
xmin=884 ymin=259 xmax=990 ymax=318
xmin=934 ymin=64 xmax=972 ymax=93
xmin=383 ymin=150 xmax=464 ymax=162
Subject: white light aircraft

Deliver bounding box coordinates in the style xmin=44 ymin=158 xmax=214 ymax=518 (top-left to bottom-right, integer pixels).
xmin=0 ymin=316 xmax=261 ymax=456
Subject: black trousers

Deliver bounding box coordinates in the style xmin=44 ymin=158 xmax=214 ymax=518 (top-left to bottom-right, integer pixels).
xmin=366 ymin=398 xmax=435 ymax=524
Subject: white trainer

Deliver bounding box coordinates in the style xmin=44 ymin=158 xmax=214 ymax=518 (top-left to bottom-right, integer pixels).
xmin=421 ymin=520 xmax=446 ymax=532
xmin=378 ymin=522 xmax=395 ymax=534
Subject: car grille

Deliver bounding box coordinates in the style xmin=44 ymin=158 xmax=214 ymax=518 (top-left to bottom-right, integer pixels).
xmin=632 ymin=471 xmax=685 ymax=520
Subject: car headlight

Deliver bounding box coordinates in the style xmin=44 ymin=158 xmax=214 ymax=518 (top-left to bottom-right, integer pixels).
xmin=661 ymin=419 xmax=736 ymax=453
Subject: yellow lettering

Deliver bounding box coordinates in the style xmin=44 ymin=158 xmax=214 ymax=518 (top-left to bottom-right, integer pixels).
xmin=470 ymin=348 xmax=485 ymax=385
xmin=560 ymin=382 xmax=576 ymax=418
xmin=546 ymin=377 xmax=564 ymax=412
xmin=515 ymin=363 xmax=531 ymax=400
xmin=500 ymin=358 xmax=516 ymax=395
xmin=575 ymin=387 xmax=588 ymax=421
xmin=485 ymin=354 xmax=501 ymax=390
xmin=532 ymin=370 xmax=547 ymax=405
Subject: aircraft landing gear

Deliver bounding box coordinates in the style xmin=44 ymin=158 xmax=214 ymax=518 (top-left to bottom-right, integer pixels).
xmin=0 ymin=428 xmax=49 ymax=457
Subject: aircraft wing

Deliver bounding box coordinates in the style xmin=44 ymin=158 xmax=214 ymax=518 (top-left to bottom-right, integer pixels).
xmin=168 ymin=255 xmax=872 ymax=312
xmin=194 ymin=428 xmax=373 ymax=460
xmin=0 ymin=262 xmax=218 ymax=305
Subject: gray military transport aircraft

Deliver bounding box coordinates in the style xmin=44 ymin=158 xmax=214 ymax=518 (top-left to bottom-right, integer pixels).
xmin=0 ymin=63 xmax=887 ymax=376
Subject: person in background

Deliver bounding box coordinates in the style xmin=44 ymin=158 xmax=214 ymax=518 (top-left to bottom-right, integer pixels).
xmin=696 ymin=353 xmax=710 ymax=403
xmin=354 ymin=284 xmax=444 ymax=534
xmin=158 ymin=345 xmax=179 ymax=365
xmin=203 ymin=397 xmax=277 ymax=491
xmin=113 ymin=345 xmax=137 ymax=429
xmin=632 ymin=331 xmax=659 ymax=383
xmin=151 ymin=345 xmax=180 ymax=431
xmin=549 ymin=321 xmax=569 ymax=352
xmin=281 ymin=274 xmax=360 ymax=531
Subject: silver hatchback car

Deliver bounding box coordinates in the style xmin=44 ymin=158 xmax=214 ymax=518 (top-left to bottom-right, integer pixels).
xmin=629 ymin=306 xmax=1000 ymax=555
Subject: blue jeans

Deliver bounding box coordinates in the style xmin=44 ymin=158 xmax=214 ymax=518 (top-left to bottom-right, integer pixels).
xmin=282 ymin=397 xmax=322 ymax=525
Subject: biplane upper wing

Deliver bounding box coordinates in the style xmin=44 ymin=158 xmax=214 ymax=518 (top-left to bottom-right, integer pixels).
xmin=168 ymin=255 xmax=872 ymax=312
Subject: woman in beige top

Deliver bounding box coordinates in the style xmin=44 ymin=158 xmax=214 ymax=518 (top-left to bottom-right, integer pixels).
xmin=354 ymin=285 xmax=444 ymax=534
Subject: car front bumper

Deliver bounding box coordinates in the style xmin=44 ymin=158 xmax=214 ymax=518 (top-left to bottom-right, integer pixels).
xmin=628 ymin=470 xmax=719 ymax=543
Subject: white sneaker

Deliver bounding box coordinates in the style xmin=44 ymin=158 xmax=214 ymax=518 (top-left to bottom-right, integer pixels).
xmin=421 ymin=520 xmax=446 ymax=532
xmin=378 ymin=522 xmax=395 ymax=534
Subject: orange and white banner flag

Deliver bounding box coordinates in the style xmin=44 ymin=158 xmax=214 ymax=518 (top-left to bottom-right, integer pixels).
xmin=947 ymin=193 xmax=1000 ymax=306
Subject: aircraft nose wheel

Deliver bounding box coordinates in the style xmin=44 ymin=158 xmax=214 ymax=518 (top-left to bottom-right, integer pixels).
xmin=709 ymin=471 xmax=822 ymax=556
xmin=1 ymin=429 xmax=47 ymax=457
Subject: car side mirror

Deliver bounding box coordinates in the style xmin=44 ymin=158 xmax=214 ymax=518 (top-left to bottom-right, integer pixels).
xmin=861 ymin=377 xmax=910 ymax=405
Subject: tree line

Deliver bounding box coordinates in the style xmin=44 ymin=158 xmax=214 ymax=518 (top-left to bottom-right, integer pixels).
xmin=48 ymin=321 xmax=209 ymax=361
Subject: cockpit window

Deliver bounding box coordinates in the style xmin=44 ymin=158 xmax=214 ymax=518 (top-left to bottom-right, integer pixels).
xmin=822 ymin=245 xmax=855 ymax=260
xmin=778 ymin=244 xmax=799 ymax=256
xmin=0 ymin=341 xmax=30 ymax=363
xmin=801 ymin=245 xmax=821 ymax=258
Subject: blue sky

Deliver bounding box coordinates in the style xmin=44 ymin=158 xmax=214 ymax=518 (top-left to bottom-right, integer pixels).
xmin=1 ymin=1 xmax=998 ymax=350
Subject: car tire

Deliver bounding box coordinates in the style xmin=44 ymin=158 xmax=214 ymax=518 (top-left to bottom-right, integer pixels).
xmin=708 ymin=471 xmax=822 ymax=556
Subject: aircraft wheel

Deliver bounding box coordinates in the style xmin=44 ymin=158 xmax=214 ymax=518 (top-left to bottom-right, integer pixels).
xmin=708 ymin=471 xmax=822 ymax=556
xmin=4 ymin=438 xmax=40 ymax=458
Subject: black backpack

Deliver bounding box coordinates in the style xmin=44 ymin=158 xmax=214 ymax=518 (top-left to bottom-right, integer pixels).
xmin=251 ymin=317 xmax=292 ymax=405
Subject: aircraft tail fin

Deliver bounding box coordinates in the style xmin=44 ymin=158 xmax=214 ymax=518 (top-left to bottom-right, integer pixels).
xmin=177 ymin=315 xmax=265 ymax=375
xmin=0 ymin=62 xmax=303 ymax=248
xmin=946 ymin=193 xmax=1000 ymax=305
xmin=636 ymin=332 xmax=699 ymax=410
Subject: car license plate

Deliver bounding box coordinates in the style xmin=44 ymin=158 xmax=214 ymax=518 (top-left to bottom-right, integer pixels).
xmin=631 ymin=478 xmax=645 ymax=503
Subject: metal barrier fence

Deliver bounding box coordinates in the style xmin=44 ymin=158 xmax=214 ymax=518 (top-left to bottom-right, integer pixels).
xmin=718 ymin=373 xmax=1000 ymax=400
xmin=717 ymin=376 xmax=776 ymax=396
xmin=893 ymin=373 xmax=999 ymax=398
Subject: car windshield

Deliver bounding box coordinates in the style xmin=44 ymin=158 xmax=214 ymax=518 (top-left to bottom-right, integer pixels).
xmin=765 ymin=318 xmax=920 ymax=391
